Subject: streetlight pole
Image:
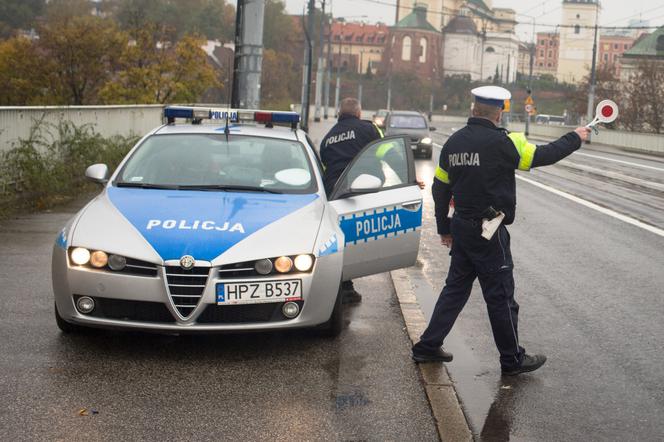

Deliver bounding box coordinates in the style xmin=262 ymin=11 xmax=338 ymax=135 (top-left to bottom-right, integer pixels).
xmin=314 ymin=0 xmax=326 ymax=122
xmin=358 ymin=51 xmax=364 ymax=105
xmin=301 ymin=0 xmax=316 ymax=132
xmin=334 ymin=32 xmax=342 ymax=113
xmin=323 ymin=0 xmax=333 ymax=119
xmin=525 ymin=18 xmax=535 ymax=136
xmin=585 ymin=5 xmax=600 ymax=144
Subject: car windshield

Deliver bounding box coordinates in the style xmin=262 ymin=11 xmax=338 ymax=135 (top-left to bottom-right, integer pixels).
xmin=389 ymin=115 xmax=427 ymax=129
xmin=116 ymin=134 xmax=317 ymax=194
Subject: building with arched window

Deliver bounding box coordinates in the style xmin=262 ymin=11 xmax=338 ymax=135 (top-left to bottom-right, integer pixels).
xmin=382 ymin=4 xmax=442 ymax=81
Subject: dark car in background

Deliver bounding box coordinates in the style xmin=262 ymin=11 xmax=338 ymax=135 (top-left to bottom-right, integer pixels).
xmin=372 ymin=109 xmax=389 ymax=129
xmin=384 ymin=111 xmax=435 ymax=159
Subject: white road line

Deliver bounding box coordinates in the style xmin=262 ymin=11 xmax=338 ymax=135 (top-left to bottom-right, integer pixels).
xmin=574 ymin=152 xmax=664 ymax=172
xmin=516 ymin=174 xmax=664 ymax=238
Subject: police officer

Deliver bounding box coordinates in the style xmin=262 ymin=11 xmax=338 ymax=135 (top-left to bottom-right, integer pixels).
xmin=411 ymin=86 xmax=591 ymax=376
xmin=320 ymin=97 xmax=384 ymax=303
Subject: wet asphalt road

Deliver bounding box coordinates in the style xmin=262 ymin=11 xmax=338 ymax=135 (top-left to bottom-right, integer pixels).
xmin=411 ymin=123 xmax=664 ymax=440
xmin=0 ymin=204 xmax=438 ymax=441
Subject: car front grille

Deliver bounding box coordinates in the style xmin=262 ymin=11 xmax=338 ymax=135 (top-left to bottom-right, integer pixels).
xmin=79 ymin=296 xmax=174 ymax=323
xmin=120 ymin=258 xmax=158 ymax=277
xmin=217 ymin=260 xmax=259 ymax=279
xmin=165 ymin=266 xmax=210 ymax=318
xmin=196 ymin=301 xmax=304 ymax=324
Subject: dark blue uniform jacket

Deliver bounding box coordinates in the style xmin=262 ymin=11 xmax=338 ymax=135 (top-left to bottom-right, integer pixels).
xmin=433 ymin=117 xmax=582 ymax=235
xmin=320 ymin=114 xmax=383 ymax=195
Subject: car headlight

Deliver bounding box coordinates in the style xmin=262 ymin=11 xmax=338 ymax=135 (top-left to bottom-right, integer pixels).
xmin=421 ymin=137 xmax=432 ymax=145
xmin=70 ymin=247 xmax=91 ymax=266
xmin=274 ymin=256 xmax=293 ymax=273
xmin=90 ymin=251 xmax=108 ymax=268
xmin=294 ymin=254 xmax=314 ymax=272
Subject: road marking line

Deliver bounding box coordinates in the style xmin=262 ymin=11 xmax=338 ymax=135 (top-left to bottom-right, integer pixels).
xmin=557 ymin=160 xmax=664 ymax=192
xmin=574 ymin=152 xmax=664 ymax=172
xmin=516 ymin=174 xmax=664 ymax=238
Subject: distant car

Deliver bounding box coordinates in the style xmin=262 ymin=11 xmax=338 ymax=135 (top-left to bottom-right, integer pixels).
xmin=52 ymin=106 xmax=423 ymax=337
xmin=372 ymin=109 xmax=389 ymax=129
xmin=535 ymin=114 xmax=566 ymax=126
xmin=384 ymin=111 xmax=436 ymax=159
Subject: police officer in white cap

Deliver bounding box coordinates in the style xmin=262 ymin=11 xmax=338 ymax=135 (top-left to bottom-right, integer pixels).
xmin=411 ymin=86 xmax=591 ymax=375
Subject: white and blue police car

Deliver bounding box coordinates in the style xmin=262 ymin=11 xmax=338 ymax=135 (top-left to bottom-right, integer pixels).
xmin=52 ymin=106 xmax=423 ymax=336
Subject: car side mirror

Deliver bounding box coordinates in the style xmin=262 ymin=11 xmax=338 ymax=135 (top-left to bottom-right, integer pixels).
xmin=350 ymin=174 xmax=382 ymax=193
xmin=85 ymin=163 xmax=109 ymax=185
xmin=429 ymin=127 xmax=437 ymax=131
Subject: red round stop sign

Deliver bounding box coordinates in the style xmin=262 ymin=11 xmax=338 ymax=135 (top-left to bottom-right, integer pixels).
xmin=601 ymin=105 xmax=614 ymax=118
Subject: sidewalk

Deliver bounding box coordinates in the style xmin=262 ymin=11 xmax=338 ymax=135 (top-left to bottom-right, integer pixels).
xmin=306 ymin=117 xmax=473 ymax=441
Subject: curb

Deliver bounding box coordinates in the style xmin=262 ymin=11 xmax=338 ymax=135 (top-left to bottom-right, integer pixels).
xmin=391 ymin=268 xmax=473 ymax=442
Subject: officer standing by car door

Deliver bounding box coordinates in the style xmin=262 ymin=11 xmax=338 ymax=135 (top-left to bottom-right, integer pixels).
xmin=320 ymin=98 xmax=384 ymax=304
xmin=411 ymin=86 xmax=591 ymax=376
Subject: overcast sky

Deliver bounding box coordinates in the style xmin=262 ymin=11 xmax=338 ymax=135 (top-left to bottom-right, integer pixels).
xmin=282 ymin=0 xmax=664 ymax=41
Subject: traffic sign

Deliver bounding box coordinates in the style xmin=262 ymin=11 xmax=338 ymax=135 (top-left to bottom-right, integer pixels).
xmin=525 ymin=104 xmax=533 ymax=113
xmin=525 ymin=95 xmax=534 ymax=105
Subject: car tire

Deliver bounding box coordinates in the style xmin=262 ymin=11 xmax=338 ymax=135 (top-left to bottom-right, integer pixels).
xmin=318 ymin=285 xmax=344 ymax=337
xmin=54 ymin=302 xmax=89 ymax=334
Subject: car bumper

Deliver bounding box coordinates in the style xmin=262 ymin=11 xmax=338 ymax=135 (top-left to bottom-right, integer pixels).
xmin=52 ymin=245 xmax=342 ymax=333
xmin=411 ymin=143 xmax=432 ymax=154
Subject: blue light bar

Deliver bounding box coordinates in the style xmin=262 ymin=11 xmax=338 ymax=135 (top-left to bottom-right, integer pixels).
xmin=164 ymin=107 xmax=195 ymax=119
xmin=271 ymin=112 xmax=300 ymax=124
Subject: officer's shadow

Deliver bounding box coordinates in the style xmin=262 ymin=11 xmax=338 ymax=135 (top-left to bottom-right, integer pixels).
xmin=479 ymin=375 xmax=542 ymax=441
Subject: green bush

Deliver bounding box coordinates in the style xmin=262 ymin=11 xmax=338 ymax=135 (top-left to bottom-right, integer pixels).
xmin=0 ymin=119 xmax=138 ymax=217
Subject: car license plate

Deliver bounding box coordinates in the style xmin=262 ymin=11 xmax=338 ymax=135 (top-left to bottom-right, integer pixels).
xmin=216 ymin=279 xmax=302 ymax=305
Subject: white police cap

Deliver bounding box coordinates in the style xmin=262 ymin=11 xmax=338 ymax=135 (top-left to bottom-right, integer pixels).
xmin=471 ymin=86 xmax=511 ymax=108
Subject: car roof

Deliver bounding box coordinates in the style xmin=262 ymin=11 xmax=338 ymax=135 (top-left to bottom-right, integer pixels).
xmin=153 ymin=123 xmax=302 ymax=142
xmin=388 ymin=111 xmax=425 ymax=117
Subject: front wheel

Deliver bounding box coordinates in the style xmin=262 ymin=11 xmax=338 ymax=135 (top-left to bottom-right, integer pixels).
xmin=317 ymin=285 xmax=344 ymax=337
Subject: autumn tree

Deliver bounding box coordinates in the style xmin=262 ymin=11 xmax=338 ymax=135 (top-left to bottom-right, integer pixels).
xmin=38 ymin=16 xmax=126 ymax=104
xmin=261 ymin=49 xmax=300 ymax=110
xmin=100 ymin=32 xmax=220 ymax=104
xmin=114 ymin=0 xmax=235 ymax=42
xmin=0 ymin=37 xmax=55 ymax=105
xmin=0 ymin=0 xmax=44 ymax=38
xmin=626 ymin=61 xmax=664 ymax=134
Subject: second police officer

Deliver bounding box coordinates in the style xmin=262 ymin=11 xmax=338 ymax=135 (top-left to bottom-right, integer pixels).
xmin=320 ymin=98 xmax=384 ymax=304
xmin=411 ymin=86 xmax=591 ymax=376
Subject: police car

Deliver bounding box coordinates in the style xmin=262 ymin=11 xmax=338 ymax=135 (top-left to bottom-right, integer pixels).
xmin=52 ymin=107 xmax=423 ymax=336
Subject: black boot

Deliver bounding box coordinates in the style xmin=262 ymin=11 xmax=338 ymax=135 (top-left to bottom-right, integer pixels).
xmin=341 ymin=280 xmax=362 ymax=304
xmin=411 ymin=345 xmax=454 ymax=363
xmin=501 ymin=354 xmax=547 ymax=376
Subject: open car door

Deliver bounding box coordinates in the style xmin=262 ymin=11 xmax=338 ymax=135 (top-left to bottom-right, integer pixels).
xmin=328 ymin=136 xmax=422 ymax=280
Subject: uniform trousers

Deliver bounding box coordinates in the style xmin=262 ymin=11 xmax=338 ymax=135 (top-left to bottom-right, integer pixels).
xmin=415 ymin=215 xmax=525 ymax=369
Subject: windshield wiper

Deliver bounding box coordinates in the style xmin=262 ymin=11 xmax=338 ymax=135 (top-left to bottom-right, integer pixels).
xmin=176 ymin=184 xmax=284 ymax=194
xmin=115 ymin=182 xmax=181 ymax=190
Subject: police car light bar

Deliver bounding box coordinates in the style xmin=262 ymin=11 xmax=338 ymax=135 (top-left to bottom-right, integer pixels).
xmin=164 ymin=106 xmax=300 ymax=128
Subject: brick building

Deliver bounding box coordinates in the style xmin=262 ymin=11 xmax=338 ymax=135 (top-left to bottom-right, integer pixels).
xmin=598 ymin=34 xmax=636 ymax=77
xmin=534 ymin=32 xmax=559 ymax=76
xmin=329 ymin=21 xmax=388 ymax=75
xmin=382 ymin=4 xmax=442 ymax=81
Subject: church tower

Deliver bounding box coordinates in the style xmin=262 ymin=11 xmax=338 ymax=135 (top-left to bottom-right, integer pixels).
xmin=396 ymin=0 xmax=464 ymax=31
xmin=556 ymin=0 xmax=600 ymax=84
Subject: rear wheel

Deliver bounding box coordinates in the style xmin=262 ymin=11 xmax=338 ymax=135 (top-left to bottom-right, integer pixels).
xmin=318 ymin=285 xmax=344 ymax=337
xmin=54 ymin=302 xmax=89 ymax=334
